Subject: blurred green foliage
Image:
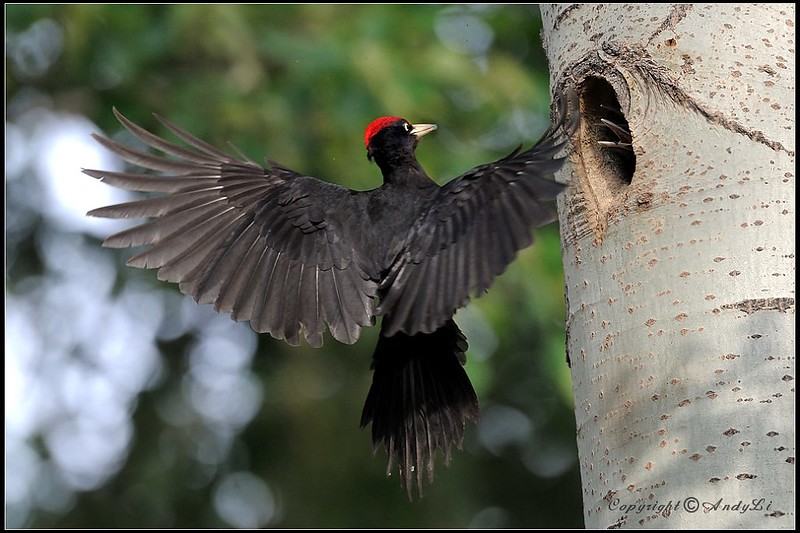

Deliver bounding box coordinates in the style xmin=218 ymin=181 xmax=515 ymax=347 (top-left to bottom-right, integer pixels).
xmin=6 ymin=4 xmax=582 ymax=528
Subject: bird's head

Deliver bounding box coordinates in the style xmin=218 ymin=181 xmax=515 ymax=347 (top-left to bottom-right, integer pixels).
xmin=364 ymin=116 xmax=437 ymax=164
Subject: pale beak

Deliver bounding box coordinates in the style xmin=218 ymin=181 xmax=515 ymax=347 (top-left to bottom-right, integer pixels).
xmin=410 ymin=123 xmax=437 ymax=139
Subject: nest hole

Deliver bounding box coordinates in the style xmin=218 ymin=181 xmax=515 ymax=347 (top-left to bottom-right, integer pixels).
xmin=580 ymin=77 xmax=635 ymax=186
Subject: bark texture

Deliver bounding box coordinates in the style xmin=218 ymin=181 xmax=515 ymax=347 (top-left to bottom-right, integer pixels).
xmin=540 ymin=4 xmax=795 ymax=528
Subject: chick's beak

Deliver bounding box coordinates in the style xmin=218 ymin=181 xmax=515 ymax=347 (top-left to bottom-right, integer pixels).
xmin=410 ymin=123 xmax=437 ymax=139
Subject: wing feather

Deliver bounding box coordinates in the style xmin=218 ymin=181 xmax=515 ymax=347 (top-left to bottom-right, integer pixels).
xmin=85 ymin=110 xmax=378 ymax=346
xmin=379 ymin=96 xmax=576 ymax=335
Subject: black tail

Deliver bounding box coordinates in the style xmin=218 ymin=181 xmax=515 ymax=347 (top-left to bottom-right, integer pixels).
xmin=359 ymin=319 xmax=480 ymax=499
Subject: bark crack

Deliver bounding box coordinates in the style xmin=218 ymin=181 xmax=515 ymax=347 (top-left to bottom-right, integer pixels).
xmin=598 ymin=42 xmax=795 ymax=157
xmin=551 ymin=4 xmax=582 ymax=31
xmin=720 ymin=298 xmax=796 ymax=315
xmin=647 ymin=4 xmax=693 ymax=43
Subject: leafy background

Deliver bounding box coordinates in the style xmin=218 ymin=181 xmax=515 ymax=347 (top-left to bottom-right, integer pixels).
xmin=6 ymin=4 xmax=582 ymax=528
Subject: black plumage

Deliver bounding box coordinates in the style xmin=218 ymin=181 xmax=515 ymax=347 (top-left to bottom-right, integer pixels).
xmin=84 ymin=95 xmax=577 ymax=498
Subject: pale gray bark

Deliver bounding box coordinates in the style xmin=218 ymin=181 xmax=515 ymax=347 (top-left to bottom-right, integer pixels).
xmin=540 ymin=4 xmax=795 ymax=528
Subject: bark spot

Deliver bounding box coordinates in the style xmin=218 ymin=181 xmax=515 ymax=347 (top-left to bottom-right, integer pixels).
xmin=609 ymin=517 xmax=627 ymax=529
xmin=706 ymin=445 xmax=717 ymax=453
xmin=600 ymin=333 xmax=614 ymax=351
xmin=736 ymin=473 xmax=757 ymax=480
xmin=677 ymin=398 xmax=691 ymax=407
xmin=636 ymin=192 xmax=654 ymax=208
xmin=723 ymin=427 xmax=740 ymax=436
xmin=690 ymin=453 xmax=702 ymax=461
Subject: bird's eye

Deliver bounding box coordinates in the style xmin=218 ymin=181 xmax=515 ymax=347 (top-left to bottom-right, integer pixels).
xmin=403 ymin=122 xmax=414 ymax=133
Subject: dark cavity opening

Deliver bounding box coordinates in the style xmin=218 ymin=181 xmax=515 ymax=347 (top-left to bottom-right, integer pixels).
xmin=581 ymin=77 xmax=635 ymax=185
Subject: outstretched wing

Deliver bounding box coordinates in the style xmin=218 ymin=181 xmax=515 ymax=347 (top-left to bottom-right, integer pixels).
xmin=84 ymin=109 xmax=378 ymax=348
xmin=378 ymin=96 xmax=577 ymax=336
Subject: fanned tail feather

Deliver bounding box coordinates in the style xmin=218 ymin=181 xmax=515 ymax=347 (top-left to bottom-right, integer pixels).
xmin=360 ymin=319 xmax=479 ymax=499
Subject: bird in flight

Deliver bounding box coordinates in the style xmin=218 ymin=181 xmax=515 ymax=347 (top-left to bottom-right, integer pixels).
xmin=84 ymin=94 xmax=577 ymax=498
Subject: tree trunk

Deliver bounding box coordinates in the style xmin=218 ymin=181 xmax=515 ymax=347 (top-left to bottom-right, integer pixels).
xmin=540 ymin=4 xmax=795 ymax=528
